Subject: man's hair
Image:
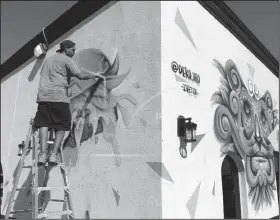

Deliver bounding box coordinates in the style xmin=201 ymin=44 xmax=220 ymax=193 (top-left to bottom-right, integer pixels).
xmin=56 ymin=40 xmax=76 ymax=53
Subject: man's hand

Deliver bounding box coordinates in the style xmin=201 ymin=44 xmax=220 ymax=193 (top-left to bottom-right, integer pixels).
xmin=75 ymin=65 xmax=110 ymax=81
xmin=93 ymin=67 xmax=109 ymax=81
xmin=99 ymin=66 xmax=109 ymax=76
xmin=80 ymin=66 xmax=109 ymax=78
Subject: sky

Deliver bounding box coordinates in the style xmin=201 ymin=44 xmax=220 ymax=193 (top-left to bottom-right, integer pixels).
xmin=225 ymin=1 xmax=279 ymax=61
xmin=1 ymin=1 xmax=77 ymax=64
xmin=1 ymin=1 xmax=279 ymax=64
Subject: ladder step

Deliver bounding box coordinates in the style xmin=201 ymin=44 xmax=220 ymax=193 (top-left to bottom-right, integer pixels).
xmin=53 ymin=162 xmax=65 ymax=167
xmin=47 ymin=162 xmax=65 ymax=167
xmin=21 ymin=163 xmax=65 ymax=168
xmin=10 ymin=209 xmax=31 ymax=213
xmin=10 ymin=207 xmax=42 ymax=213
xmin=48 ymin=199 xmax=65 ymax=202
xmin=47 ymin=141 xmax=54 ymax=144
xmin=16 ymin=187 xmax=30 ymax=191
xmin=38 ymin=210 xmax=72 ymax=219
xmin=16 ymin=186 xmax=69 ymax=191
xmin=38 ymin=186 xmax=69 ymax=191
xmin=13 ymin=201 xmax=32 ymax=205
xmin=44 ymin=162 xmax=65 ymax=167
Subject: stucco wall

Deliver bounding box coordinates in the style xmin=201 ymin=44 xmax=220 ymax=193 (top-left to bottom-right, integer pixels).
xmin=1 ymin=1 xmax=162 ymax=218
xmin=161 ymin=1 xmax=279 ymax=219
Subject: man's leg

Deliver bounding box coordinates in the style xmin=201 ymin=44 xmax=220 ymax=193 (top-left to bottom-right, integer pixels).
xmin=37 ymin=127 xmax=49 ymax=165
xmin=52 ymin=130 xmax=65 ymax=155
xmin=33 ymin=103 xmax=52 ymax=165
xmin=48 ymin=102 xmax=71 ymax=165
xmin=39 ymin=127 xmax=49 ymax=153
xmin=48 ymin=130 xmax=66 ymax=164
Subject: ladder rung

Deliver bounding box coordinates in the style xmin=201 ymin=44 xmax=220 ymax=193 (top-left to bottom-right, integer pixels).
xmin=20 ymin=163 xmax=65 ymax=168
xmin=10 ymin=207 xmax=43 ymax=213
xmin=16 ymin=187 xmax=30 ymax=191
xmin=47 ymin=141 xmax=54 ymax=144
xmin=38 ymin=210 xmax=72 ymax=219
xmin=13 ymin=201 xmax=32 ymax=205
xmin=9 ymin=200 xmax=32 ymax=206
xmin=53 ymin=162 xmax=65 ymax=167
xmin=48 ymin=199 xmax=65 ymax=202
xmin=10 ymin=209 xmax=32 ymax=213
xmin=38 ymin=186 xmax=69 ymax=191
xmin=16 ymin=185 xmax=69 ymax=191
xmin=45 ymin=162 xmax=65 ymax=167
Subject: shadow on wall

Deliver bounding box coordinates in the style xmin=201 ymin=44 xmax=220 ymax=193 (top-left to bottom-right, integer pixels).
xmin=28 ymin=56 xmax=46 ymax=82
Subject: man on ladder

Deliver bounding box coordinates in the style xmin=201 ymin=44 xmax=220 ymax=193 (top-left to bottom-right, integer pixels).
xmin=4 ymin=40 xmax=106 ymax=219
xmin=34 ymin=39 xmax=104 ymax=165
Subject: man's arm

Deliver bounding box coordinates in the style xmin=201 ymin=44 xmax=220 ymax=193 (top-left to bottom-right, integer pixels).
xmin=79 ymin=67 xmax=107 ymax=78
xmin=66 ymin=59 xmax=107 ymax=80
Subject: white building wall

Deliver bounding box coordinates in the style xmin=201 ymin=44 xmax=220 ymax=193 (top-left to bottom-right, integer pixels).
xmin=161 ymin=1 xmax=279 ymax=219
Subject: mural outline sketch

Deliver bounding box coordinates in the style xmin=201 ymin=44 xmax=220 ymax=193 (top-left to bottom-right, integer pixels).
xmin=63 ymin=48 xmax=137 ymax=167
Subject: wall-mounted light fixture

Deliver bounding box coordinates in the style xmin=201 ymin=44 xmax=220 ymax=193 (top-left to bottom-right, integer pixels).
xmin=17 ymin=141 xmax=25 ymax=156
xmin=177 ymin=115 xmax=197 ymax=158
xmin=34 ymin=28 xmax=49 ymax=58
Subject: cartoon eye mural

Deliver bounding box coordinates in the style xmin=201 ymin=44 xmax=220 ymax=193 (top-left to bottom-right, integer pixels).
xmin=62 ymin=48 xmax=137 ymax=167
xmin=211 ymin=59 xmax=278 ymax=212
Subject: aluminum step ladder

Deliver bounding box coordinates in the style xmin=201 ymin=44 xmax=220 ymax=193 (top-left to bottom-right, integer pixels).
xmin=4 ymin=118 xmax=75 ymax=219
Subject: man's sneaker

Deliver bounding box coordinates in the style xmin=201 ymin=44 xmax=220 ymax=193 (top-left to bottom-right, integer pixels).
xmin=38 ymin=152 xmax=48 ymax=166
xmin=48 ymin=153 xmax=60 ymax=165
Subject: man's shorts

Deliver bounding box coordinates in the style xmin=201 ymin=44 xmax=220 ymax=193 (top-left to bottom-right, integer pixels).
xmin=34 ymin=102 xmax=71 ymax=131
